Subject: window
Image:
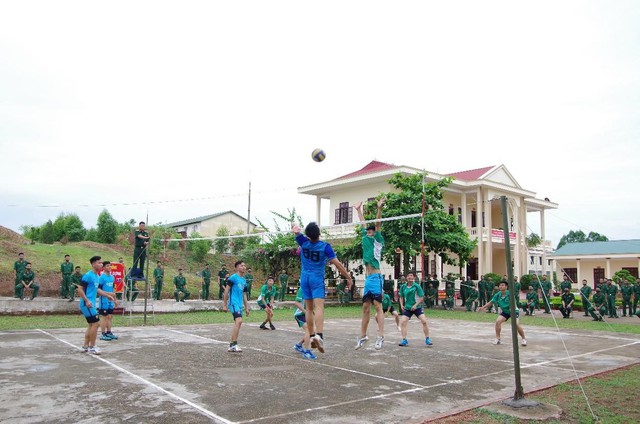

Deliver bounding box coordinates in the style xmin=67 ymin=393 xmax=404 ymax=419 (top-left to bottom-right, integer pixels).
xmin=564 ymin=268 xmax=577 ymax=284
xmin=457 ymin=207 xmax=462 ymax=224
xmin=193 ymin=224 xmax=198 ymax=232
xmin=471 ymin=209 xmax=477 ymax=227
xmin=334 ymin=202 xmax=353 ymax=224
xmin=448 ymin=204 xmax=454 ymax=215
xmin=622 ymin=267 xmax=639 ymax=278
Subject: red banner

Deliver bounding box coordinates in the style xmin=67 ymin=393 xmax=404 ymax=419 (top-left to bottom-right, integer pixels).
xmin=111 ymin=262 xmax=126 ymax=293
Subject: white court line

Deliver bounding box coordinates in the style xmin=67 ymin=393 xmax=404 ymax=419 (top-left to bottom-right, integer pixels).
xmin=37 ymin=329 xmax=235 ymax=424
xmin=171 ymin=328 xmax=427 ymax=388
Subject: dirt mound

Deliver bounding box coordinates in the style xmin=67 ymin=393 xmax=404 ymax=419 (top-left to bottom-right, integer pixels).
xmin=0 ymin=226 xmax=27 ymax=244
xmin=77 ymin=241 xmax=110 ymax=250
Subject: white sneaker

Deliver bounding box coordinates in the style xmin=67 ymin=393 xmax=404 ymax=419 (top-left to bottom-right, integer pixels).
xmin=521 ymin=339 xmax=527 ymax=346
xmin=374 ymin=336 xmax=384 ymax=350
xmin=493 ymin=339 xmax=501 ymax=345
xmin=228 ymin=344 xmax=242 ymax=352
xmin=88 ymin=347 xmax=101 ymax=355
xmin=311 ymin=335 xmax=325 ymax=353
xmin=355 ymin=336 xmax=369 ymax=350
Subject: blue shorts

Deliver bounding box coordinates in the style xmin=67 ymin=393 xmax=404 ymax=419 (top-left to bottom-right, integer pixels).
xmin=80 ymin=304 xmax=99 ymax=324
xmin=363 ymin=273 xmax=383 ymax=296
xmin=294 ymin=313 xmax=306 ymax=328
xmin=500 ymin=309 xmax=520 ymax=321
xmin=99 ymin=298 xmax=114 ymax=311
xmin=300 ymin=273 xmax=325 ymax=300
xmin=362 ymin=292 xmax=383 ymax=304
xmin=402 ymin=307 xmax=424 ymax=319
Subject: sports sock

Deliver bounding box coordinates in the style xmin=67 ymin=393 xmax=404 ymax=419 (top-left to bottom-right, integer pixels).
xmin=317 ymin=333 xmax=323 ymax=339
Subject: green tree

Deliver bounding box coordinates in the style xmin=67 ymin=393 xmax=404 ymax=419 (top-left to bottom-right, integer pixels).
xmin=19 ymin=225 xmax=39 ymax=244
xmin=214 ymin=226 xmax=230 ymax=254
xmin=52 ymin=214 xmax=67 ymax=241
xmin=358 ymin=172 xmax=476 ymax=275
xmin=39 ymin=220 xmax=56 ymax=244
xmin=527 ymin=233 xmax=542 ymax=248
xmin=557 ymin=230 xmax=609 ymax=250
xmin=85 ymin=228 xmax=99 ymax=242
xmin=96 ymin=209 xmax=118 ymax=244
xmin=187 ymin=232 xmax=213 ymax=263
xmin=613 ymin=269 xmax=636 ymax=285
xmin=65 ymin=214 xmax=86 ymax=241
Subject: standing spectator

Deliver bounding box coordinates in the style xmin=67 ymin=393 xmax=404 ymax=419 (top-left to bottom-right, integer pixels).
xmin=632 ymin=277 xmax=640 ymax=316
xmin=604 ymin=279 xmax=618 ymax=318
xmin=541 ymin=275 xmax=553 ymax=314
xmin=278 ymin=269 xmax=289 ymax=302
xmin=560 ymin=274 xmax=572 ymax=292
xmin=620 ymin=280 xmax=633 ymax=317
xmin=13 ymin=253 xmax=27 ymax=298
xmin=60 ymin=254 xmax=74 ymax=299
xmin=16 ymin=262 xmax=39 ymax=300
xmin=337 ymin=277 xmax=348 ymax=304
xmin=153 ymin=261 xmax=164 ymax=300
xmin=530 ymin=276 xmax=542 ymax=311
xmin=425 ymin=283 xmax=437 ymax=309
xmin=132 ymin=222 xmax=150 ymax=278
xmin=173 ymin=269 xmax=190 ymax=302
xmin=201 ymin=263 xmax=211 ymax=300
xmin=218 ymin=265 xmax=229 ymax=300
xmin=559 ymin=287 xmax=575 ymax=318
xmin=579 ymin=279 xmax=592 ymax=317
xmin=245 ymin=267 xmax=254 ymax=300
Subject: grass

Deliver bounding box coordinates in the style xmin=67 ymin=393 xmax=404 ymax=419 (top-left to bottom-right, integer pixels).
xmin=1 ymin=304 xmax=639 ymax=333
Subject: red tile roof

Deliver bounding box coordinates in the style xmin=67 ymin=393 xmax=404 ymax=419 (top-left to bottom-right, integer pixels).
xmin=335 ymin=160 xmax=398 ymax=180
xmin=446 ymin=166 xmax=495 ymax=181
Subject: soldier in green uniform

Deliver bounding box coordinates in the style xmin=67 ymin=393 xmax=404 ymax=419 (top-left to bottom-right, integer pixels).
xmin=477 ymin=275 xmax=487 ymax=307
xmin=337 ymin=277 xmax=348 ymax=304
xmin=530 ymin=276 xmax=542 ymax=311
xmin=620 ymin=279 xmax=633 ymax=317
xmin=591 ymin=287 xmax=606 ymax=320
xmin=16 ymin=262 xmax=39 ymax=300
xmin=478 ymin=281 xmax=527 ymax=346
xmin=579 ymin=279 xmax=593 ymax=316
xmin=525 ymin=286 xmax=538 ymax=316
xmin=513 ymin=276 xmax=522 ymax=308
xmin=541 ymin=275 xmax=553 ymax=314
xmin=153 ymin=261 xmax=164 ymax=300
xmin=13 ymin=253 xmax=27 ymax=298
xmin=604 ymin=279 xmax=618 ymax=318
xmin=487 ymin=283 xmax=499 ymax=313
xmin=245 ymin=267 xmax=254 ymax=300
xmin=466 ymin=282 xmax=479 ymax=311
xmin=60 ymin=254 xmax=74 ymax=299
xmin=559 ymin=287 xmax=575 ymax=318
xmin=560 ymin=274 xmax=572 ymax=292
xmin=381 ymin=291 xmax=401 ymax=330
xmin=633 ymin=278 xmax=640 ymax=316
xmin=429 ymin=274 xmax=440 ymax=306
xmin=70 ymin=266 xmax=82 ymax=302
xmin=443 ymin=280 xmax=455 ymax=310
xmin=132 ymin=221 xmax=150 ymax=278
xmin=201 ymin=263 xmax=212 ymax=300
xmin=425 ymin=283 xmax=437 ymax=309
xmin=173 ymin=269 xmax=190 ymax=302
xmin=218 ymin=265 xmax=229 ymax=300
xmin=278 ymin=270 xmax=289 ymax=302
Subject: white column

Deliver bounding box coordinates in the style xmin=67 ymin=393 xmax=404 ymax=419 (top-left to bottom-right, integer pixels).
xmin=576 ymin=259 xmax=581 ymax=288
xmin=540 ymin=209 xmax=547 ymax=275
xmin=484 ymin=191 xmax=492 ymax=271
xmin=461 ymin=192 xmax=467 ymax=227
xmin=316 ymin=196 xmax=322 ymax=225
xmin=476 ymin=188 xmax=483 ymax=277
xmin=606 ymin=258 xmax=611 ymax=278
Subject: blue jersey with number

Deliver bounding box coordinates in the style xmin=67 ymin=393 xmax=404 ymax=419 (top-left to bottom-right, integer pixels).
xmin=226 ymin=273 xmax=247 ymax=311
xmin=80 ymin=270 xmax=100 ymax=308
xmin=99 ymin=273 xmax=115 ymax=309
xmin=295 ymin=233 xmax=336 ymax=278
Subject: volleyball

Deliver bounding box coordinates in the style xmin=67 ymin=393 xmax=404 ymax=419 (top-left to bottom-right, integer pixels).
xmin=311 ymin=148 xmax=326 ymax=162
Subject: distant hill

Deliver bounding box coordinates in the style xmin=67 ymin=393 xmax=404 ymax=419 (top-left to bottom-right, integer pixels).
xmin=0 ymin=226 xmax=241 ymax=299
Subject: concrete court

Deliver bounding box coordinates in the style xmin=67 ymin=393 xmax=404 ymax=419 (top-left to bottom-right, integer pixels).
xmin=0 ymin=317 xmax=639 ymax=424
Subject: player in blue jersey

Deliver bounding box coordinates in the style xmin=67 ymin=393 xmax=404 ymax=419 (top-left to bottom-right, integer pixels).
xmin=77 ymin=256 xmax=116 ymax=355
xmin=292 ymin=285 xmax=317 ymax=360
xmin=292 ymin=222 xmax=352 ymax=353
xmin=98 ymin=261 xmax=118 ymax=341
xmin=354 ymin=197 xmax=387 ymax=350
xmin=223 ymin=260 xmax=250 ymax=352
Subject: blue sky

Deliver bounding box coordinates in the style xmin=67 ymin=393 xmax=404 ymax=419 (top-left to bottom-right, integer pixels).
xmin=1 ymin=1 xmax=639 ymax=246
